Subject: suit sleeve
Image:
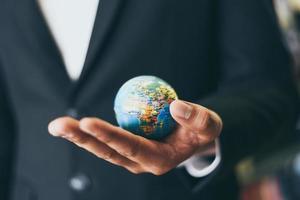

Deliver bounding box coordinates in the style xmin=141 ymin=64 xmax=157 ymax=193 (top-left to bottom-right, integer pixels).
xmin=190 ymin=0 xmax=299 ymax=192
xmin=0 ymin=58 xmax=16 ymax=199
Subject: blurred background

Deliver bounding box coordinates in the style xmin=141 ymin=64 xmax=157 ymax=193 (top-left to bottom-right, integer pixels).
xmin=275 ymin=0 xmax=300 ymax=77
xmin=236 ymin=1 xmax=300 ymax=199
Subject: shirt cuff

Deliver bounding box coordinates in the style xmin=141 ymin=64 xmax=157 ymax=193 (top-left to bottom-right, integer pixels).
xmin=179 ymin=139 xmax=221 ymax=178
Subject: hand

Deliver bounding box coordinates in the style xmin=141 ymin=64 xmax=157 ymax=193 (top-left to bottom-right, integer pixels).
xmin=48 ymin=100 xmax=222 ymax=175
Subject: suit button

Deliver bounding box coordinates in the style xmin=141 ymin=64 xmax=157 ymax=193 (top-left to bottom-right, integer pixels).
xmin=66 ymin=108 xmax=79 ymax=119
xmin=69 ymin=174 xmax=91 ymax=192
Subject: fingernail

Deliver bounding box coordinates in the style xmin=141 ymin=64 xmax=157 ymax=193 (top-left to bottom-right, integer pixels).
xmin=171 ymin=100 xmax=193 ymax=120
xmin=48 ymin=120 xmax=67 ymax=137
xmin=48 ymin=121 xmax=59 ymax=137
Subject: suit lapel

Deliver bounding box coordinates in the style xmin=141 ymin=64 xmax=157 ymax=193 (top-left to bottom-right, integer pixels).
xmin=70 ymin=0 xmax=125 ymax=97
xmin=14 ymin=0 xmax=124 ymax=101
xmin=14 ymin=0 xmax=73 ymax=98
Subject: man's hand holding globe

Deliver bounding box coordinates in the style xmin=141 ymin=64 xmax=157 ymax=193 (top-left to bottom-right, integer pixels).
xmin=48 ymin=76 xmax=222 ymax=175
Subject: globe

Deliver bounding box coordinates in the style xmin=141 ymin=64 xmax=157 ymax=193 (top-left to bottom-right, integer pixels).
xmin=114 ymin=76 xmax=178 ymax=140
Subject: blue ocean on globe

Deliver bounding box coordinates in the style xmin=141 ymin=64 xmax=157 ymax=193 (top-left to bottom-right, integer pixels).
xmin=114 ymin=76 xmax=178 ymax=140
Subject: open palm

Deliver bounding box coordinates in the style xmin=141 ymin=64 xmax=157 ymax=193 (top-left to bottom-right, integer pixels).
xmin=49 ymin=100 xmax=222 ymax=175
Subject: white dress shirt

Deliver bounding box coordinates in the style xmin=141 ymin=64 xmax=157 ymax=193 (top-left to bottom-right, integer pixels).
xmin=37 ymin=0 xmax=221 ymax=177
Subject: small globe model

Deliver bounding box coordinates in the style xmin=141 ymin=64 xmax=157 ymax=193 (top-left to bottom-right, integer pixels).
xmin=114 ymin=76 xmax=178 ymax=140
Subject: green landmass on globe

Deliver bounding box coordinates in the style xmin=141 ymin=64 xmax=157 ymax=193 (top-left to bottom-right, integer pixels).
xmin=114 ymin=76 xmax=178 ymax=140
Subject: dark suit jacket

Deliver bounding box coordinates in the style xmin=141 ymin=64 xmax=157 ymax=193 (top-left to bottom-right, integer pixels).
xmin=0 ymin=0 xmax=299 ymax=199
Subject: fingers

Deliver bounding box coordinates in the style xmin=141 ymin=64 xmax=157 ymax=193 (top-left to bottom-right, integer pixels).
xmin=48 ymin=117 xmax=139 ymax=170
xmin=48 ymin=117 xmax=174 ymax=175
xmin=79 ymin=118 xmax=169 ymax=166
xmin=48 ymin=114 xmax=218 ymax=176
xmin=170 ymin=100 xmax=222 ymax=142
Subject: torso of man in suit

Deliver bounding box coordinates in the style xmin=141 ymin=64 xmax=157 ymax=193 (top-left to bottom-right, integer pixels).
xmin=37 ymin=0 xmax=220 ymax=179
xmin=0 ymin=0 xmax=298 ymax=200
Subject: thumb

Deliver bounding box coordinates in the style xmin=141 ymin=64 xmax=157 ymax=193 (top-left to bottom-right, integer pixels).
xmin=170 ymin=100 xmax=222 ymax=142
